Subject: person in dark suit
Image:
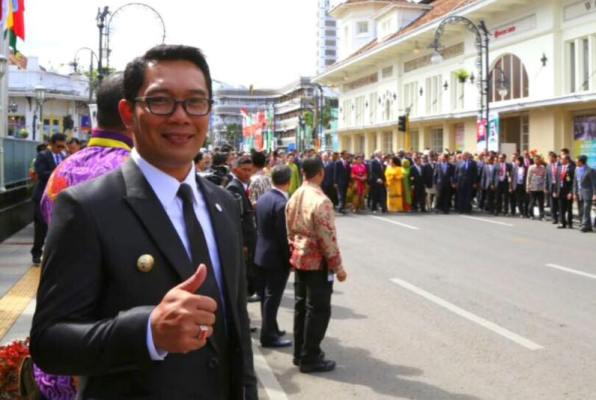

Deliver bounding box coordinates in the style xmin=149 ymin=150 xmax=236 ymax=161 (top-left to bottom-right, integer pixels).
xmin=557 ymin=154 xmax=575 ymax=229
xmin=322 ymin=151 xmax=337 ymax=206
xmin=573 ymin=155 xmax=595 ymax=232
xmin=369 ymin=150 xmax=387 ymax=213
xmin=30 ymin=45 xmax=257 ymax=399
xmin=494 ymin=153 xmax=512 ymax=215
xmin=510 ymin=156 xmax=529 ymax=217
xmin=227 ymin=155 xmax=259 ymax=299
xmin=480 ymin=155 xmax=498 ymax=213
xmin=421 ymin=154 xmax=435 ymax=211
xmin=334 ymin=150 xmax=351 ymax=214
xmin=410 ymin=154 xmax=427 ymax=212
xmin=433 ymin=154 xmax=455 ymax=213
xmin=254 ymin=165 xmax=293 ymax=348
xmin=31 ymin=133 xmax=66 ymax=265
xmin=454 ymin=152 xmax=477 ymax=213
xmin=546 ymin=152 xmax=560 ymax=224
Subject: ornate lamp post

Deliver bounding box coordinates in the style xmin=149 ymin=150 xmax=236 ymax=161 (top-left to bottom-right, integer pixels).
xmin=431 ymin=16 xmax=490 ymax=151
xmin=33 ymin=85 xmax=46 ymax=142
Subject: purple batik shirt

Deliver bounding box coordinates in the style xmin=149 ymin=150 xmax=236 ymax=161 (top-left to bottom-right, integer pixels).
xmin=41 ymin=129 xmax=132 ymax=225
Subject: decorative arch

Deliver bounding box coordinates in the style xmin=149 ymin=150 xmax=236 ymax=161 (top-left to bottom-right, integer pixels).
xmin=490 ymin=53 xmax=529 ymax=102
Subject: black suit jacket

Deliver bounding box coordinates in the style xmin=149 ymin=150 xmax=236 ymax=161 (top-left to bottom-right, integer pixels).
xmin=454 ymin=160 xmax=478 ymax=189
xmin=433 ymin=163 xmax=455 ymax=190
xmin=32 ymin=150 xmax=60 ymax=202
xmin=334 ymin=159 xmax=351 ymax=188
xmin=368 ymin=159 xmax=386 ymax=185
xmin=254 ymin=189 xmax=290 ymax=270
xmin=322 ymin=161 xmax=335 ymax=189
xmin=227 ymin=178 xmax=257 ymax=254
xmin=30 ymin=160 xmax=257 ymax=399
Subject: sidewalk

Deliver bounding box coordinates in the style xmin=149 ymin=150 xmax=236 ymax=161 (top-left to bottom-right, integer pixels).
xmin=0 ymin=224 xmax=38 ymax=346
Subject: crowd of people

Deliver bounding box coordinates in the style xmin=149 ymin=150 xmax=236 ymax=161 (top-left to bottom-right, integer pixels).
xmin=192 ymin=146 xmax=596 ymax=233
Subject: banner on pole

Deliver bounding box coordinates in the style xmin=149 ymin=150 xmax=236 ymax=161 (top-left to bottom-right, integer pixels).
xmin=488 ymin=112 xmax=500 ymax=152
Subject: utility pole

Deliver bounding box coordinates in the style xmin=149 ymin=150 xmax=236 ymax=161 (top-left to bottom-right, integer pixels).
xmin=96 ymin=6 xmax=110 ymax=84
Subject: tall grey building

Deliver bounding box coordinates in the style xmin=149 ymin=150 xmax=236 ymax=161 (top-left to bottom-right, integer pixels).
xmin=317 ymin=0 xmax=337 ymax=74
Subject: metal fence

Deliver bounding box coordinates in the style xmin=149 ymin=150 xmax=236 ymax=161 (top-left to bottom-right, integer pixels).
xmin=2 ymin=137 xmax=39 ymax=187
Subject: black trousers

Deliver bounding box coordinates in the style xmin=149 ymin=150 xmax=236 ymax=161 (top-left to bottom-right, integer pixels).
xmin=31 ymin=202 xmax=47 ymax=259
xmin=322 ymin=185 xmax=338 ymax=206
xmin=337 ymin=185 xmax=348 ymax=212
xmin=456 ymin=184 xmax=473 ymax=213
xmin=435 ymin=186 xmax=452 ymax=213
xmin=495 ymin=181 xmax=510 ymax=215
xmin=559 ymin=189 xmax=573 ymax=227
xmin=512 ymin=186 xmax=529 ymax=216
xmin=482 ymin=188 xmax=496 ymax=212
xmin=529 ymin=191 xmax=545 ymax=218
xmin=258 ymin=266 xmax=290 ymax=343
xmin=294 ymin=269 xmax=332 ymax=364
xmin=548 ymin=187 xmax=559 ymax=222
xmin=371 ymin=182 xmax=387 ymax=212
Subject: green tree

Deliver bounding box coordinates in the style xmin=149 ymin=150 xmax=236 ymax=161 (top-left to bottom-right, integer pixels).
xmin=224 ymin=123 xmax=242 ymax=147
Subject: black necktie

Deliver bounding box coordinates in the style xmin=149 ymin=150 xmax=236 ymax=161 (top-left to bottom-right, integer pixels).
xmin=177 ymin=183 xmax=228 ymax=345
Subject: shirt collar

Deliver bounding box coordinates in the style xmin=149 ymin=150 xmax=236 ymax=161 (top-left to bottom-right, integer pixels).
xmin=273 ymin=187 xmax=289 ymax=200
xmin=131 ymin=148 xmax=198 ymax=208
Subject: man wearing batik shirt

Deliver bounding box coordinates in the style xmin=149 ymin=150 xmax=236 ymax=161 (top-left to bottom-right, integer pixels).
xmin=248 ymin=150 xmax=272 ymax=206
xmin=41 ymin=74 xmax=131 ymax=225
xmin=286 ymin=157 xmax=347 ymax=374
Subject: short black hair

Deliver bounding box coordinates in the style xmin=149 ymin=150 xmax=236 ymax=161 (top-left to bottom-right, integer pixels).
xmin=67 ymin=137 xmax=81 ymax=145
xmin=251 ymin=151 xmax=267 ymax=168
xmin=578 ymin=155 xmax=588 ymax=164
xmin=123 ymin=44 xmax=212 ymax=102
xmin=271 ymin=165 xmax=292 ymax=186
xmin=212 ymin=152 xmax=228 ymax=167
xmin=392 ymin=156 xmax=401 ymax=166
xmin=302 ymin=157 xmax=323 ymax=179
xmin=96 ymin=72 xmax=126 ymax=131
xmin=233 ymin=155 xmax=253 ymax=168
xmin=194 ymin=152 xmax=204 ymax=164
xmin=50 ymin=133 xmax=66 ymax=144
xmin=36 ymin=144 xmax=47 ymax=152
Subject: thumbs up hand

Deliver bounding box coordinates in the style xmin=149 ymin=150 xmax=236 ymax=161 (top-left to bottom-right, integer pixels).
xmin=150 ymin=264 xmax=217 ymax=353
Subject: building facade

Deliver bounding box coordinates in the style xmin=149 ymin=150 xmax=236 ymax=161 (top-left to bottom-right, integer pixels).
xmin=317 ymin=0 xmax=338 ymax=74
xmin=315 ymin=0 xmax=596 ymax=166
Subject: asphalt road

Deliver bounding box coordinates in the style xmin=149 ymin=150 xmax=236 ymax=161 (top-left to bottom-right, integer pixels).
xmin=249 ymin=212 xmax=596 ymax=400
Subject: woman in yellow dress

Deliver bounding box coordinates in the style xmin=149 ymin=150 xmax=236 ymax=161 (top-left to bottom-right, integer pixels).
xmin=385 ymin=156 xmax=404 ymax=212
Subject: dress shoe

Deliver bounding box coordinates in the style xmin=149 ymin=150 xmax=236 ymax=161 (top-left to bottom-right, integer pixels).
xmin=247 ymin=294 xmax=261 ymax=303
xmin=580 ymin=227 xmax=593 ymax=233
xmin=32 ymin=257 xmax=41 ymax=266
xmin=277 ymin=330 xmax=286 ymax=337
xmin=261 ymin=338 xmax=292 ymax=348
xmin=299 ymin=359 xmax=336 ymax=373
xmin=557 ymin=225 xmax=566 ymax=229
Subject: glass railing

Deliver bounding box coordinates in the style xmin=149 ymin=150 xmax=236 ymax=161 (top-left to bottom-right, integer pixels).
xmin=2 ymin=137 xmax=40 ymax=188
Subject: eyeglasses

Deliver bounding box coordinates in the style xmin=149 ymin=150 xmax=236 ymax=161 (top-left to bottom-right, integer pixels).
xmin=135 ymin=96 xmax=213 ymax=117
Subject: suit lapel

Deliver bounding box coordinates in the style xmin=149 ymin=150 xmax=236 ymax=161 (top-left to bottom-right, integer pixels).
xmin=121 ymin=160 xmax=194 ymax=282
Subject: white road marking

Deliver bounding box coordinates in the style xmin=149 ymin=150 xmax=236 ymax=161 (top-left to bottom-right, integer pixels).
xmin=545 ymin=263 xmax=596 ymax=280
xmin=390 ymin=277 xmax=543 ymax=351
xmin=460 ymin=215 xmax=514 ymax=227
xmin=251 ymin=339 xmax=289 ymax=400
xmin=372 ymin=216 xmax=420 ymax=231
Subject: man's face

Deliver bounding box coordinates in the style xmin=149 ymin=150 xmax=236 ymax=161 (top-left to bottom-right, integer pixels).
xmin=234 ymin=163 xmax=254 ymax=183
xmin=68 ymin=142 xmax=81 ymax=154
xmin=121 ymin=60 xmax=210 ymax=177
xmin=50 ymin=140 xmax=66 ymax=154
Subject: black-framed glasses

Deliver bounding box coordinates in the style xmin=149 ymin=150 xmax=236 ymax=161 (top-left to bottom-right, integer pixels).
xmin=135 ymin=96 xmax=213 ymax=116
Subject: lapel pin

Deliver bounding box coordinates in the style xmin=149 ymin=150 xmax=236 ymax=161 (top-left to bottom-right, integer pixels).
xmin=215 ymin=203 xmax=223 ymax=212
xmin=137 ymin=254 xmax=155 ymax=273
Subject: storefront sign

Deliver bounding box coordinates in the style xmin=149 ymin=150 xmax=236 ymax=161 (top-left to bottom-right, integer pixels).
xmin=488 ymin=112 xmax=500 ymax=152
xmin=564 ymin=0 xmax=596 ymax=21
xmin=573 ymin=115 xmax=596 ymax=168
xmin=491 ymin=15 xmax=536 ymax=40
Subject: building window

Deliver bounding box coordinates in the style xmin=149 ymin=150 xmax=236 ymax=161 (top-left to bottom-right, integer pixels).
xmin=490 ymin=53 xmax=529 ymax=102
xmin=521 ymin=115 xmax=529 ymax=152
xmin=355 ymin=135 xmax=365 ymax=154
xmin=567 ymin=36 xmax=595 ymax=93
xmin=355 ymin=96 xmax=365 ymax=126
xmin=325 ymin=59 xmax=335 ymax=65
xmin=384 ymin=99 xmax=392 ymax=121
xmin=410 ymin=129 xmax=419 ymax=152
xmin=325 ymin=30 xmax=335 ymax=36
xmin=369 ymin=92 xmax=377 ymax=124
xmin=325 ymin=20 xmax=336 ymax=27
xmin=357 ymin=21 xmax=369 ymax=34
xmin=451 ymin=72 xmax=465 ymax=111
xmin=431 ymin=128 xmax=443 ymax=153
xmin=325 ymin=39 xmax=335 ymax=46
xmin=383 ymin=131 xmax=393 ymax=152
xmin=404 ymin=82 xmax=418 ymax=116
xmin=425 ymin=75 xmax=442 ymax=115
xmin=381 ymin=66 xmax=393 ymax=78
xmin=325 ymin=49 xmax=336 ymax=56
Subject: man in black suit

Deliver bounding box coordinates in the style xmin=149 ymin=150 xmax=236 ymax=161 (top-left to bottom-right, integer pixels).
xmin=321 ymin=151 xmax=337 ymax=206
xmin=31 ymin=133 xmax=66 ymax=265
xmin=454 ymin=152 xmax=477 ymax=213
xmin=480 ymin=155 xmax=498 ymax=213
xmin=410 ymin=154 xmax=427 ymax=212
xmin=557 ymin=154 xmax=575 ymax=229
xmin=227 ymin=155 xmax=258 ymax=299
xmin=433 ymin=154 xmax=455 ymax=213
xmin=30 ymin=45 xmax=257 ymax=399
xmin=334 ymin=150 xmax=351 ymax=213
xmin=494 ymin=153 xmax=512 ymax=215
xmin=254 ymin=165 xmax=292 ymax=348
xmin=369 ymin=150 xmax=387 ymax=213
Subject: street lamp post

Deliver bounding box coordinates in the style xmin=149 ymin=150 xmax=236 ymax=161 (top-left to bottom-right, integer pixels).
xmin=96 ymin=6 xmax=110 ymax=84
xmin=431 ymin=16 xmax=490 ymax=151
xmin=33 ymin=85 xmax=46 ymax=142
xmin=71 ymin=47 xmax=100 ymax=102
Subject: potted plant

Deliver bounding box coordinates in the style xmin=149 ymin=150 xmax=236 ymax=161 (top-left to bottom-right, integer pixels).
xmin=17 ymin=129 xmax=29 ymax=139
xmin=455 ymin=69 xmax=470 ymax=83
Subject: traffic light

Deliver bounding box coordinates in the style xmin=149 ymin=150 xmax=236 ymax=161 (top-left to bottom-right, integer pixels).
xmin=398 ymin=115 xmax=407 ymax=132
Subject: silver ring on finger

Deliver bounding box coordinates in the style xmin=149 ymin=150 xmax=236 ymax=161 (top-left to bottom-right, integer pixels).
xmin=197 ymin=324 xmax=209 ymax=340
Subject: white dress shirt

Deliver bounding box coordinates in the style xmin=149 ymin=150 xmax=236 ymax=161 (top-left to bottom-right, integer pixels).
xmin=131 ymin=149 xmax=225 ymax=360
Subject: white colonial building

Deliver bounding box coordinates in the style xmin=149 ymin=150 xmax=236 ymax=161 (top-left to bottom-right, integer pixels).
xmin=315 ymin=0 xmax=596 ymax=164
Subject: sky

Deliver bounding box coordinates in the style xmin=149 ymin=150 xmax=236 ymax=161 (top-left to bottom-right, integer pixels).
xmin=21 ymin=0 xmax=320 ymax=88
